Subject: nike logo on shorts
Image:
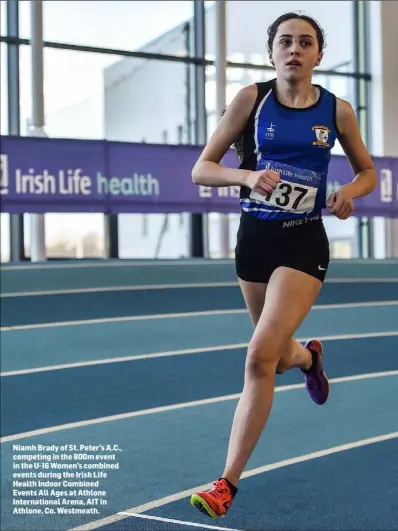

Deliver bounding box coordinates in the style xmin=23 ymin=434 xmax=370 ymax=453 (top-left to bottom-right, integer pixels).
xmin=318 ymin=265 xmax=327 ymax=270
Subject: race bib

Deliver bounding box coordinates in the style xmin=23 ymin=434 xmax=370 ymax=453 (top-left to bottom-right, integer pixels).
xmin=250 ymin=180 xmax=317 ymax=213
xmin=249 ymin=160 xmax=322 ymax=214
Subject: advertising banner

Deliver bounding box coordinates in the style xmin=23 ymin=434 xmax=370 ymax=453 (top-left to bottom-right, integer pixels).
xmin=1 ymin=135 xmax=397 ymax=217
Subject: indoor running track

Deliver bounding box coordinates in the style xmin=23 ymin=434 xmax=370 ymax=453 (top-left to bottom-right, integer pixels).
xmin=1 ymin=259 xmax=397 ymax=531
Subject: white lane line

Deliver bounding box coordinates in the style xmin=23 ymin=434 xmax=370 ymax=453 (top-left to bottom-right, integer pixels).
xmin=2 ymin=300 xmax=397 ymax=332
xmin=0 ymin=282 xmax=237 ymax=298
xmin=1 ymin=258 xmax=397 ymax=271
xmin=0 ymin=343 xmax=248 ymax=377
xmin=69 ymin=431 xmax=398 ymax=531
xmin=2 ymin=330 xmax=398 ymax=377
xmin=0 ymin=308 xmax=246 ymax=331
xmin=117 ymin=512 xmax=245 ymax=531
xmin=0 ymin=260 xmax=234 ymax=271
xmin=2 ymin=258 xmax=397 ymax=272
xmin=1 ymin=277 xmax=398 ymax=298
xmin=2 ymin=370 xmax=397 ymax=443
xmin=326 ymin=278 xmax=398 ymax=283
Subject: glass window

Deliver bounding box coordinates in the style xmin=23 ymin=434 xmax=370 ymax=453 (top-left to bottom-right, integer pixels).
xmin=98 ymin=52 xmax=193 ymax=258
xmin=20 ymin=47 xmax=113 ymax=259
xmin=19 ymin=1 xmax=193 ymax=56
xmin=103 ymin=57 xmax=192 ymax=144
xmin=323 ymin=217 xmax=359 ymax=258
xmin=206 ymin=1 xmax=354 ymax=72
xmin=1 ymin=43 xmax=8 ymax=134
xmin=19 ymin=46 xmax=115 ymax=138
xmin=1 ymin=214 xmax=10 ymax=262
xmin=313 ymin=73 xmax=355 ymax=107
xmin=19 ymin=44 xmax=193 ymax=259
xmin=118 ymin=213 xmax=190 ymax=259
xmin=373 ymin=217 xmax=386 ymax=259
xmin=105 ymin=53 xmax=193 ymax=257
xmin=23 ymin=213 xmax=105 ymax=259
xmin=0 ymin=1 xmax=6 ymax=36
xmin=19 ymin=48 xmax=192 ymax=143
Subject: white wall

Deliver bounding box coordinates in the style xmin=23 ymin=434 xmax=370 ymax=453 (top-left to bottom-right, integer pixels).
xmin=104 ymin=59 xmax=188 ymax=144
xmin=379 ymin=2 xmax=398 ymax=158
xmin=369 ymin=0 xmax=398 ymax=258
xmin=104 ymin=24 xmax=190 ymax=144
xmin=369 ymin=1 xmax=398 ymax=157
xmin=45 ymin=95 xmax=104 ymax=139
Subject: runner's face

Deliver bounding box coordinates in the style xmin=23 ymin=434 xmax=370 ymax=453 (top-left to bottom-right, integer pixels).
xmin=270 ymin=19 xmax=322 ymax=81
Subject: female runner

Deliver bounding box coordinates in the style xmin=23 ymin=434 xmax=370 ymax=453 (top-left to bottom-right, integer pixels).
xmin=190 ymin=12 xmax=377 ymax=519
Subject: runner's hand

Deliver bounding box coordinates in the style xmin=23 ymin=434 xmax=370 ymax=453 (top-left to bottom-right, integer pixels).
xmin=244 ymin=170 xmax=280 ymax=196
xmin=326 ymin=188 xmax=355 ymax=219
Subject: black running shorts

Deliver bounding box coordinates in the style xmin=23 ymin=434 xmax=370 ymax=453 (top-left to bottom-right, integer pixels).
xmin=235 ymin=211 xmax=330 ymax=283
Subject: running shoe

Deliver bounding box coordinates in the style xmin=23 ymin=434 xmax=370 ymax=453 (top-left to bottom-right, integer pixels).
xmin=302 ymin=339 xmax=329 ymax=405
xmin=190 ymin=478 xmax=236 ymax=519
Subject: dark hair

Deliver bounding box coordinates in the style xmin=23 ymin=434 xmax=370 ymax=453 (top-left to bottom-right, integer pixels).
xmin=267 ymin=12 xmax=326 ymax=54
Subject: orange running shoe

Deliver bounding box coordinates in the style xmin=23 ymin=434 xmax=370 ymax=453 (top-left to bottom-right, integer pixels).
xmin=190 ymin=478 xmax=237 ymax=519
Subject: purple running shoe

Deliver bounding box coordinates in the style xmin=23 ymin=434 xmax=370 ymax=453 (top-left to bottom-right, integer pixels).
xmin=302 ymin=339 xmax=329 ymax=405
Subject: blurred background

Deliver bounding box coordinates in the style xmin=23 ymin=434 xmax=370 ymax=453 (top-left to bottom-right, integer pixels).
xmin=1 ymin=0 xmax=397 ymax=262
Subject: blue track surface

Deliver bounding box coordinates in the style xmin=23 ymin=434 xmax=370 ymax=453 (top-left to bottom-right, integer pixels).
xmin=1 ymin=259 xmax=397 ymax=531
xmin=1 ymin=259 xmax=397 ymax=292
xmin=2 ymin=282 xmax=398 ymax=327
xmin=138 ymin=438 xmax=398 ymax=531
xmin=2 ymin=335 xmax=398 ymax=438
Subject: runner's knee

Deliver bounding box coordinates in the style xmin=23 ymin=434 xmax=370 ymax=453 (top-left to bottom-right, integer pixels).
xmin=246 ymin=332 xmax=290 ymax=378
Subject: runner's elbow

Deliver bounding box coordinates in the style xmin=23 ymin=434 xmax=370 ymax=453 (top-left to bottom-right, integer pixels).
xmin=192 ymin=161 xmax=209 ymax=185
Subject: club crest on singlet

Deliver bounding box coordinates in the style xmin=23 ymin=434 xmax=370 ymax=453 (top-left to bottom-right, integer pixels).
xmin=312 ymin=125 xmax=330 ymax=148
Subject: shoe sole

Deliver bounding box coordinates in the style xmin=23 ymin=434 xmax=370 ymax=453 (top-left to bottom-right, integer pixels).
xmin=305 ymin=340 xmax=329 ymax=405
xmin=190 ymin=494 xmax=218 ymax=519
xmin=314 ymin=371 xmax=329 ymax=405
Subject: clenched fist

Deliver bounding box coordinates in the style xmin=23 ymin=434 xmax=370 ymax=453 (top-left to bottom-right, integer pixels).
xmin=244 ymin=169 xmax=281 ymax=196
xmin=327 ymin=188 xmax=355 ymax=220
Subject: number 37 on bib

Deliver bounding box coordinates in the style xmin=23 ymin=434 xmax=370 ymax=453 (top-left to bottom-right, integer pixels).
xmin=250 ymin=180 xmax=317 ymax=213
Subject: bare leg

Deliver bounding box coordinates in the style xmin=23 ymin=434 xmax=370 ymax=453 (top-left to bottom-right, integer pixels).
xmin=238 ymin=278 xmax=267 ymax=329
xmin=277 ymin=339 xmax=313 ymax=373
xmin=239 ymin=278 xmax=312 ymax=373
xmin=222 ymin=267 xmax=322 ymax=487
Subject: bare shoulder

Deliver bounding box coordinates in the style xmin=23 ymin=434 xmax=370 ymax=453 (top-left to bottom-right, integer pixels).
xmin=194 ymin=84 xmax=258 ymax=165
xmin=223 ymin=83 xmax=258 ymax=117
xmin=334 ymin=97 xmax=375 ymax=175
xmin=336 ymin=97 xmax=353 ymax=115
xmin=236 ymin=83 xmax=258 ymax=102
xmin=335 ymin=98 xmax=357 ymax=135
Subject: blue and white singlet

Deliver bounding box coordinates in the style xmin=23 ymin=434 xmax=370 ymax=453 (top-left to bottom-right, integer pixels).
xmin=238 ymin=79 xmax=340 ymax=221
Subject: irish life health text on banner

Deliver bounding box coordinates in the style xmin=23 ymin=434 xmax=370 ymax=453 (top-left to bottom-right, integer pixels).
xmin=1 ymin=135 xmax=397 ymax=217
